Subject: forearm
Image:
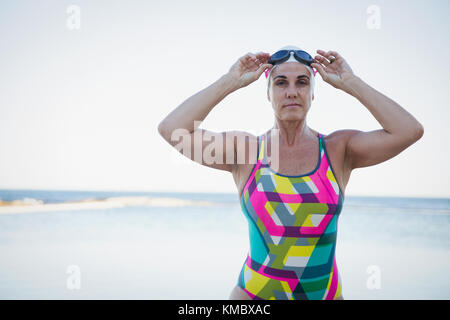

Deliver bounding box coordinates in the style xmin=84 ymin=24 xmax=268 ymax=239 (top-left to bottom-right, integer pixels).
xmin=158 ymin=74 xmax=239 ymax=137
xmin=342 ymin=76 xmax=424 ymax=136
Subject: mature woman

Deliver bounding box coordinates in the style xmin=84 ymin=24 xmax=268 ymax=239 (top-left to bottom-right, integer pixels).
xmin=157 ymin=45 xmax=424 ymax=300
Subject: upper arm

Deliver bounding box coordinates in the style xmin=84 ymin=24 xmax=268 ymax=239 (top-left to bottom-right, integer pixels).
xmin=345 ymin=128 xmax=423 ymax=170
xmin=159 ymin=128 xmax=255 ymax=173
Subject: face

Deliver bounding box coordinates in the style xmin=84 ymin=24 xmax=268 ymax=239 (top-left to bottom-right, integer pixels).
xmin=267 ymin=62 xmax=314 ymax=121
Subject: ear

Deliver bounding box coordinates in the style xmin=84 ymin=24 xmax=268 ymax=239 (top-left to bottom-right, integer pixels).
xmin=312 ymin=93 xmax=314 ymax=101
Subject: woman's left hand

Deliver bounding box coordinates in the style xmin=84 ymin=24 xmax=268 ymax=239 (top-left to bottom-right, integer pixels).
xmin=311 ymin=50 xmax=356 ymax=92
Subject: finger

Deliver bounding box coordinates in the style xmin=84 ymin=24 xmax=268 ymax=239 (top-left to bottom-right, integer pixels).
xmin=319 ymin=49 xmax=341 ymax=62
xmin=317 ymin=49 xmax=332 ymax=58
xmin=314 ymin=55 xmax=331 ymax=66
xmin=248 ymin=52 xmax=258 ymax=62
xmin=245 ymin=55 xmax=260 ymax=68
xmin=313 ymin=61 xmax=327 ymax=71
xmin=326 ymin=51 xmax=337 ymax=63
xmin=240 ymin=52 xmax=252 ymax=60
xmin=327 ymin=51 xmax=341 ymax=59
xmin=257 ymin=63 xmax=272 ymax=76
xmin=239 ymin=54 xmax=252 ymax=65
xmin=241 ymin=53 xmax=257 ymax=64
xmin=311 ymin=62 xmax=327 ymax=80
xmin=248 ymin=53 xmax=263 ymax=68
xmin=317 ymin=49 xmax=339 ymax=60
xmin=317 ymin=49 xmax=328 ymax=56
xmin=251 ymin=52 xmax=270 ymax=64
xmin=241 ymin=55 xmax=252 ymax=67
xmin=256 ymin=52 xmax=271 ymax=63
xmin=316 ymin=50 xmax=333 ymax=64
xmin=264 ymin=64 xmax=274 ymax=78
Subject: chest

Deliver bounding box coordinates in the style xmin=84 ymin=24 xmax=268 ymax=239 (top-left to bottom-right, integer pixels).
xmin=234 ymin=136 xmax=348 ymax=200
xmin=266 ymin=146 xmax=319 ymax=176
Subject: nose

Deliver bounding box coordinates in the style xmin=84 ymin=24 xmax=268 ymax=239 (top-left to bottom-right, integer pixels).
xmin=286 ymin=85 xmax=298 ymax=99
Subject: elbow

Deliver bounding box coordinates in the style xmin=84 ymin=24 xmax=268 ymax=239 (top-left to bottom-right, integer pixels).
xmin=157 ymin=122 xmax=164 ymax=135
xmin=413 ymin=122 xmax=424 ymax=141
xmin=405 ymin=122 xmax=424 ymax=144
xmin=158 ymin=122 xmax=169 ymax=140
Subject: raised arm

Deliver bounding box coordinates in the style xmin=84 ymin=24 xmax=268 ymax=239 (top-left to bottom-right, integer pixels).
xmin=312 ymin=49 xmax=424 ymax=170
xmin=157 ymin=51 xmax=272 ymax=172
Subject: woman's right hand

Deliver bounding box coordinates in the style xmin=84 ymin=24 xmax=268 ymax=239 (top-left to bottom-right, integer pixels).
xmin=226 ymin=52 xmax=272 ymax=89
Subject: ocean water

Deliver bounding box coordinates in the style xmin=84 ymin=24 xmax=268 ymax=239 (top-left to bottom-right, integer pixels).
xmin=0 ymin=189 xmax=449 ymax=300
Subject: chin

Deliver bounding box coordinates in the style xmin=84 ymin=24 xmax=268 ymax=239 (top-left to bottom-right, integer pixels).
xmin=280 ymin=113 xmax=305 ymax=121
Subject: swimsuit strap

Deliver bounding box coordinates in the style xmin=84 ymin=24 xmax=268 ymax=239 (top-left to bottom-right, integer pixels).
xmin=256 ymin=135 xmax=263 ymax=162
xmin=318 ymin=133 xmax=324 ymax=150
xmin=259 ymin=134 xmax=268 ymax=165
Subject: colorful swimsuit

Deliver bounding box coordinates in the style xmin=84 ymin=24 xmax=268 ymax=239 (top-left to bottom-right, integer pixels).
xmin=237 ymin=132 xmax=344 ymax=300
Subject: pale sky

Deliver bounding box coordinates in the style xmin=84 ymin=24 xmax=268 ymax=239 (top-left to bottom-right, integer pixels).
xmin=0 ymin=0 xmax=449 ymax=198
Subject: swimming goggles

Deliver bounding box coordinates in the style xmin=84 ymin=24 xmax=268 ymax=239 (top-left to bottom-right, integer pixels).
xmin=265 ymin=50 xmax=317 ymax=78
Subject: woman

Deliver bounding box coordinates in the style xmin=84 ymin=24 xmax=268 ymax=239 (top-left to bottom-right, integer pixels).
xmin=157 ymin=45 xmax=424 ymax=300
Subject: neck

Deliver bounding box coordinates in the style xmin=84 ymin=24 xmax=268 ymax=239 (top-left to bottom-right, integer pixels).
xmin=270 ymin=118 xmax=314 ymax=146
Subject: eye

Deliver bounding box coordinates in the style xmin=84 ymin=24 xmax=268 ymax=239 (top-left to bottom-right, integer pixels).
xmin=275 ymin=80 xmax=308 ymax=86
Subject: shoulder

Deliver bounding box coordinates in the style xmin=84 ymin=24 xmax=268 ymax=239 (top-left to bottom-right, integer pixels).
xmin=227 ymin=130 xmax=260 ymax=177
xmin=229 ymin=130 xmax=259 ymax=146
xmin=321 ymin=129 xmax=361 ymax=148
xmin=229 ymin=129 xmax=259 ymax=159
xmin=321 ymin=129 xmax=363 ymax=171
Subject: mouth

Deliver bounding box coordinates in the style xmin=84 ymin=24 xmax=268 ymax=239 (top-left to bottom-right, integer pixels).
xmin=283 ymin=104 xmax=301 ymax=108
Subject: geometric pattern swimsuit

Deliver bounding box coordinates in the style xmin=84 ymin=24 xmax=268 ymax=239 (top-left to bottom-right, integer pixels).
xmin=237 ymin=132 xmax=344 ymax=300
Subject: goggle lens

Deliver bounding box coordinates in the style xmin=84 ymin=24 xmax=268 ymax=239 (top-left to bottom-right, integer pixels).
xmin=265 ymin=49 xmax=317 ymax=78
